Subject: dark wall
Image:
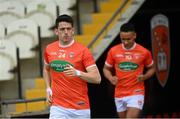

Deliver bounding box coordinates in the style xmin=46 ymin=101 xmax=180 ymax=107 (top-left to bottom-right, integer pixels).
xmin=131 ymin=0 xmax=180 ymax=116
xmin=89 ymin=0 xmax=180 ymax=118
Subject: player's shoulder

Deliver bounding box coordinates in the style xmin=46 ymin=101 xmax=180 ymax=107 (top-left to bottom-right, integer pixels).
xmin=110 ymin=44 xmax=122 ymax=51
xmin=46 ymin=40 xmax=58 ymax=48
xmin=136 ymin=43 xmax=151 ymax=53
xmin=136 ymin=43 xmax=148 ymax=50
xmin=74 ymin=41 xmax=89 ymax=50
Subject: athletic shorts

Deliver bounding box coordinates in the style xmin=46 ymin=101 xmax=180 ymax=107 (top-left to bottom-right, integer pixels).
xmin=49 ymin=105 xmax=90 ymax=119
xmin=115 ymin=95 xmax=144 ymax=112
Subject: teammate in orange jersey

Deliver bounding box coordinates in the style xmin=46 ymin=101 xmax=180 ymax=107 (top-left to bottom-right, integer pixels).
xmin=103 ymin=22 xmax=155 ymax=118
xmin=43 ymin=14 xmax=101 ymax=119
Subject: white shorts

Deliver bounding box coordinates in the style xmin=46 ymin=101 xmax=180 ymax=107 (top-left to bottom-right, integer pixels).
xmin=115 ymin=95 xmax=144 ymax=112
xmin=49 ymin=106 xmax=90 ymax=119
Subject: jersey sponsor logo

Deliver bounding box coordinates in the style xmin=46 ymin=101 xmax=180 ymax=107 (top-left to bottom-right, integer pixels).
xmin=50 ymin=60 xmax=73 ymax=72
xmin=134 ymin=89 xmax=143 ymax=93
xmin=151 ymin=14 xmax=170 ymax=87
xmin=118 ymin=62 xmax=139 ymax=71
xmin=76 ymin=101 xmax=85 ymax=106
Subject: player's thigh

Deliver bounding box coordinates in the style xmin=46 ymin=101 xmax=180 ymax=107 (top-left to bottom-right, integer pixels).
xmin=117 ymin=111 xmax=127 ymax=118
xmin=126 ymin=107 xmax=141 ymax=118
xmin=126 ymin=95 xmax=144 ymax=110
xmin=126 ymin=95 xmax=144 ymax=118
xmin=115 ymin=97 xmax=127 ymax=112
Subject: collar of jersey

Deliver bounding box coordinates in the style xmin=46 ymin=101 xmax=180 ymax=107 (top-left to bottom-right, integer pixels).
xmin=59 ymin=39 xmax=74 ymax=48
xmin=122 ymin=42 xmax=136 ymax=50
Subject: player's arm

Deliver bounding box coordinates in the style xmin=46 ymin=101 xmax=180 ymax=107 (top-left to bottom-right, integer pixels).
xmin=43 ymin=64 xmax=51 ymax=88
xmin=103 ymin=64 xmax=118 ymax=85
xmin=144 ymin=63 xmax=155 ymax=80
xmin=137 ymin=63 xmax=155 ymax=82
xmin=43 ymin=64 xmax=52 ymax=104
xmin=80 ymin=65 xmax=101 ymax=84
xmin=64 ymin=64 xmax=101 ymax=84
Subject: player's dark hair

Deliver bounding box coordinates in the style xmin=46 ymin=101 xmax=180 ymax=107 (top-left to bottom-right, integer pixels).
xmin=55 ymin=14 xmax=74 ymax=28
xmin=120 ymin=22 xmax=135 ymax=32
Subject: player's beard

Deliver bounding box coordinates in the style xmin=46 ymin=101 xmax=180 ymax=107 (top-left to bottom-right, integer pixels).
xmin=65 ymin=36 xmax=73 ymax=41
xmin=61 ymin=36 xmax=73 ymax=45
xmin=124 ymin=42 xmax=134 ymax=49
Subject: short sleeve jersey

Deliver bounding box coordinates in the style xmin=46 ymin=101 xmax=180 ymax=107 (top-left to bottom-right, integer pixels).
xmin=105 ymin=43 xmax=153 ymax=98
xmin=44 ymin=40 xmax=95 ymax=109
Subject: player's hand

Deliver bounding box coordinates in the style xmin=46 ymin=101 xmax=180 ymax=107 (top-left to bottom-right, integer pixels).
xmin=64 ymin=64 xmax=76 ymax=76
xmin=109 ymin=76 xmax=118 ymax=85
xmin=137 ymin=74 xmax=144 ymax=82
xmin=46 ymin=87 xmax=52 ymax=105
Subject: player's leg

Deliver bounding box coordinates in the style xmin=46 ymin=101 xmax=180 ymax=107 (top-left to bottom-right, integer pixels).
xmin=117 ymin=111 xmax=127 ymax=118
xmin=126 ymin=95 xmax=144 ymax=118
xmin=126 ymin=107 xmax=141 ymax=118
xmin=115 ymin=97 xmax=127 ymax=118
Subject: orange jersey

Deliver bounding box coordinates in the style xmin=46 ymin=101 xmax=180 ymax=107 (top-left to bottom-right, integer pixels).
xmin=105 ymin=43 xmax=153 ymax=98
xmin=44 ymin=40 xmax=95 ymax=109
